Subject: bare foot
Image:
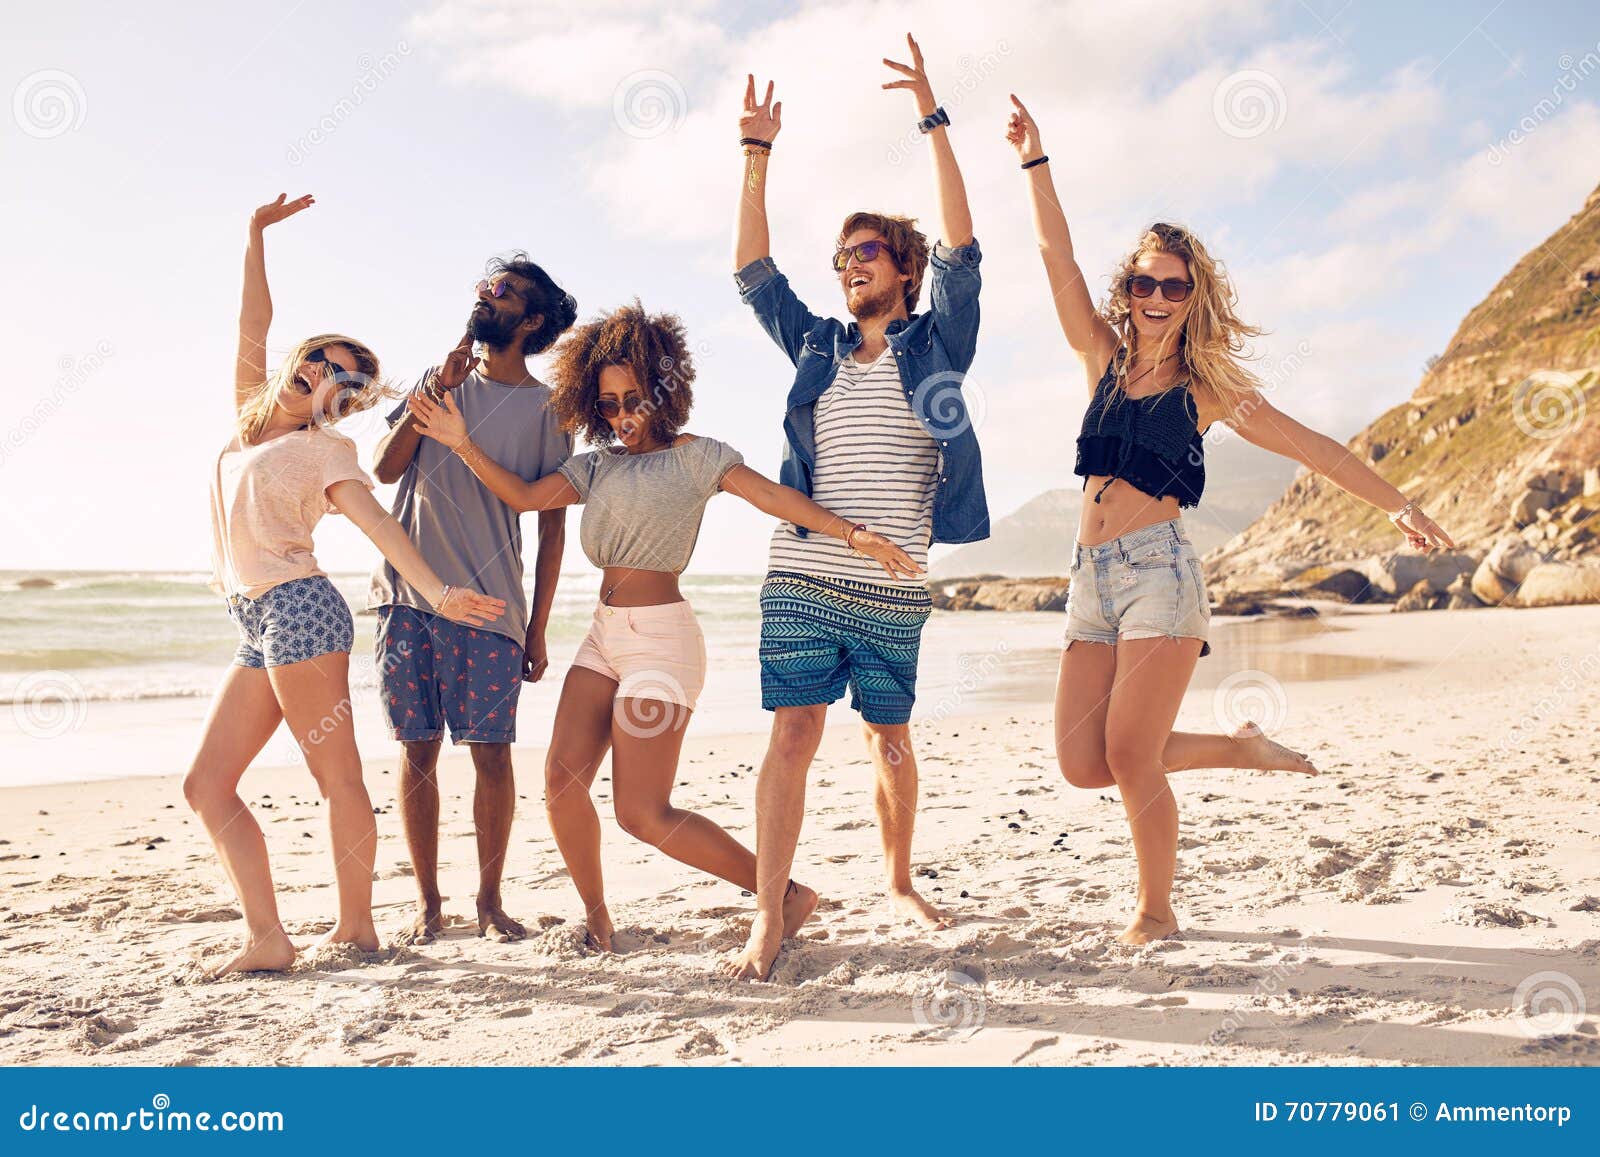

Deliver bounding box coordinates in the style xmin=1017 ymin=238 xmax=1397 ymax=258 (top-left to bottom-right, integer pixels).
xmin=309 ymin=921 xmax=380 ymax=955
xmin=584 ymin=906 xmax=615 ymax=953
xmin=208 ymin=927 xmax=297 ymax=978
xmin=1116 ymin=911 xmax=1180 ymax=945
xmin=477 ymin=901 xmax=526 ymax=943
xmin=1232 ymin=721 xmax=1318 ymax=775
xmin=782 ymin=881 xmax=819 ymax=938
xmin=399 ymin=904 xmax=444 ymax=946
xmin=720 ymin=910 xmax=783 ymax=981
xmin=889 ymin=886 xmax=953 ymax=931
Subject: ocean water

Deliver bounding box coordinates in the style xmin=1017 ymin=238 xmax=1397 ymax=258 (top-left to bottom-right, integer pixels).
xmin=0 ymin=570 xmax=1066 ymax=787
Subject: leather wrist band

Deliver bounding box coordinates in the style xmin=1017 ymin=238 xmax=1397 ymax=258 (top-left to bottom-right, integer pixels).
xmin=739 ymin=137 xmax=773 ymax=150
xmin=1021 ymin=155 xmax=1049 ymax=170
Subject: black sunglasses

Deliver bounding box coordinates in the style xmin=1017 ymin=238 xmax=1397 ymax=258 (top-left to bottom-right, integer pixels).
xmin=596 ymin=394 xmax=647 ymax=419
xmin=1126 ymin=275 xmax=1194 ymax=303
xmin=306 ymin=347 xmax=352 ymax=378
xmin=832 ymin=239 xmax=896 ymax=272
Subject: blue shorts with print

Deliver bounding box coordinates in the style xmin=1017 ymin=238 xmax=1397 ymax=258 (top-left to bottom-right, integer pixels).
xmin=375 ymin=605 xmax=524 ymax=744
xmin=227 ymin=576 xmax=354 ymax=668
xmin=758 ymin=571 xmax=932 ymax=726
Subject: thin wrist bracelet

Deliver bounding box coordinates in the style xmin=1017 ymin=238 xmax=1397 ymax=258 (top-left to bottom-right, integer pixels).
xmin=439 ymin=584 xmax=453 ymax=608
xmin=1388 ymin=498 xmax=1417 ymax=522
xmin=1021 ymin=155 xmax=1049 ymax=170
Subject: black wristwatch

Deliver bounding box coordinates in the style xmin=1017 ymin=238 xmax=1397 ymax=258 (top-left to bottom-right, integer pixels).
xmin=917 ymin=106 xmax=950 ymax=134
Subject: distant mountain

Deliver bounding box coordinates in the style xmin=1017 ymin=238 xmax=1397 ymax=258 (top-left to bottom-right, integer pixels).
xmin=1206 ymin=181 xmax=1600 ymax=590
xmin=932 ymin=435 xmax=1299 ymax=579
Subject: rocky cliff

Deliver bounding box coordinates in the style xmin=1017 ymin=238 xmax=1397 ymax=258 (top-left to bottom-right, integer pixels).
xmin=1204 ymin=182 xmax=1600 ymax=605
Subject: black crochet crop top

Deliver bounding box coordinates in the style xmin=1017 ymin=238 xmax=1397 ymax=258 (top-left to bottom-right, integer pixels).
xmin=1073 ymin=350 xmax=1206 ymax=508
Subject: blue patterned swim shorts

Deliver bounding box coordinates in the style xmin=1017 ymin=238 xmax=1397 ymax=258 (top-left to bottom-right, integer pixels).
xmin=758 ymin=570 xmax=932 ymax=726
xmin=226 ymin=576 xmax=354 ymax=669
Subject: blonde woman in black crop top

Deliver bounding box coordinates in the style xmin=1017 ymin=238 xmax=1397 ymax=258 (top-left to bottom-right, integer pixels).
xmin=1006 ymin=96 xmax=1457 ymax=945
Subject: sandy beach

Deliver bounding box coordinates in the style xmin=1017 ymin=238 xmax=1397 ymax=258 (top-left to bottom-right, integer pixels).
xmin=2 ymin=602 xmax=1597 ymax=1067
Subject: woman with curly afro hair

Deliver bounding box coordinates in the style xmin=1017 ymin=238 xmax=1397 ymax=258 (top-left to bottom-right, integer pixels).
xmin=1005 ymin=96 xmax=1456 ymax=946
xmin=410 ymin=301 xmax=921 ymax=952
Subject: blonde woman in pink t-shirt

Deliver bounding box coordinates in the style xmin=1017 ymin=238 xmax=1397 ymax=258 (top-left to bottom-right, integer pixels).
xmin=187 ymin=193 xmax=505 ymax=978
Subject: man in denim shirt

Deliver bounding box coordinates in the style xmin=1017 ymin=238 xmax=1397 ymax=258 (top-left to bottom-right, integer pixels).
xmin=723 ymin=36 xmax=989 ymax=980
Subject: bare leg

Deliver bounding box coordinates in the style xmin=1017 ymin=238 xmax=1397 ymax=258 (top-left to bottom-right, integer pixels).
xmin=611 ymin=699 xmax=819 ymax=939
xmin=721 ymin=705 xmax=826 ymax=981
xmin=469 ymin=742 xmax=522 ymax=941
xmin=543 ymin=667 xmax=618 ymax=949
xmin=1105 ymin=636 xmax=1204 ymax=944
xmin=182 ymin=665 xmax=296 ymax=977
xmin=1054 ymin=645 xmax=1316 ymax=789
xmin=396 ymin=739 xmax=444 ymax=944
xmin=269 ymin=652 xmax=378 ymax=953
xmin=862 ymin=722 xmax=950 ymax=930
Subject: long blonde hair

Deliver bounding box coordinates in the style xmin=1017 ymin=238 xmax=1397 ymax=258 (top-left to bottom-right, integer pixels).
xmin=237 ymin=334 xmax=384 ymax=444
xmin=1101 ymin=222 xmax=1263 ymax=417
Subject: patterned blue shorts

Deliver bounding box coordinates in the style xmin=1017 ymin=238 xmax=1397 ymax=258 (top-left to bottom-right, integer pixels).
xmin=375 ymin=605 xmax=524 ymax=744
xmin=758 ymin=571 xmax=932 ymax=726
xmin=226 ymin=576 xmax=354 ymax=668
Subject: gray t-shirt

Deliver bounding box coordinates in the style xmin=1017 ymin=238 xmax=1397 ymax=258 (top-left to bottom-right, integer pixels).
xmin=368 ymin=369 xmax=572 ymax=643
xmin=558 ymin=435 xmax=744 ymax=573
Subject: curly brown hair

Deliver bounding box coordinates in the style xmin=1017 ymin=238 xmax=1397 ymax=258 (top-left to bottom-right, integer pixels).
xmin=838 ymin=211 xmax=930 ymax=316
xmin=548 ymin=300 xmax=696 ymax=447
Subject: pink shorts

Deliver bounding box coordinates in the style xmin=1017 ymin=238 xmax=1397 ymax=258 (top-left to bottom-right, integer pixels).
xmin=570 ymin=600 xmax=707 ymax=710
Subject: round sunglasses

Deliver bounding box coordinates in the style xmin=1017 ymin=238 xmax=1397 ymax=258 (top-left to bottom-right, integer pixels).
xmin=832 ymin=239 xmax=896 ymax=272
xmin=1126 ymin=275 xmax=1195 ymax=303
xmin=476 ymin=277 xmax=526 ymax=301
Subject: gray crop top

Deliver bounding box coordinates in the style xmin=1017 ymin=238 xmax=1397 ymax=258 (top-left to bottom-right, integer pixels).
xmin=558 ymin=436 xmax=745 ymax=573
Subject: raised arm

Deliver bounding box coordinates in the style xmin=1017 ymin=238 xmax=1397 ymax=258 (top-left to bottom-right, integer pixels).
xmin=409 ymin=391 xmax=579 ymax=513
xmin=1225 ymin=394 xmax=1456 ymax=552
xmin=326 ymin=480 xmax=507 ymax=627
xmin=1005 ymin=96 xmax=1117 ymax=373
xmin=719 ymin=464 xmax=923 ymax=582
xmin=734 ymin=74 xmax=781 ymax=270
xmin=237 ymin=193 xmax=314 ymax=413
xmin=883 ymin=33 xmax=972 ymax=247
xmin=373 ymin=330 xmax=478 ymax=484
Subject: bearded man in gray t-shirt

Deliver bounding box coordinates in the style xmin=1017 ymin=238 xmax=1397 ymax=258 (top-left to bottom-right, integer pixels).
xmin=369 ymin=253 xmax=577 ymax=945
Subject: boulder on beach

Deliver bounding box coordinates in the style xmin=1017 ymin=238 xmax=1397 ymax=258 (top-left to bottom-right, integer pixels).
xmin=16 ymin=577 xmax=55 ymax=590
xmin=931 ymin=577 xmax=1071 ymax=613
xmin=1286 ymin=565 xmax=1378 ymax=603
xmin=1394 ymin=579 xmax=1448 ymax=612
xmin=1511 ymin=561 xmax=1600 ymax=607
xmin=1358 ymin=550 xmax=1479 ymax=598
xmin=1470 ymin=536 xmax=1544 ymax=605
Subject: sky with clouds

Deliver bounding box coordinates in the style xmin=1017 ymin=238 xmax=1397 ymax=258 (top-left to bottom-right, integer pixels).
xmin=4 ymin=0 xmax=1598 ymax=577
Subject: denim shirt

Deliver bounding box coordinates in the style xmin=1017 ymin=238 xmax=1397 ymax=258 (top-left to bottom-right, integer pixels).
xmin=734 ymin=239 xmax=990 ymax=545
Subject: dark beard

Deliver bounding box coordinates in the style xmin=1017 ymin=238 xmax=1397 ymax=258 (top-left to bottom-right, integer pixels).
xmin=469 ymin=303 xmax=522 ymax=349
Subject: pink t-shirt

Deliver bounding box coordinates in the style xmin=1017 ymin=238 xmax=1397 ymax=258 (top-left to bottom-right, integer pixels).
xmin=210 ymin=426 xmax=374 ymax=599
